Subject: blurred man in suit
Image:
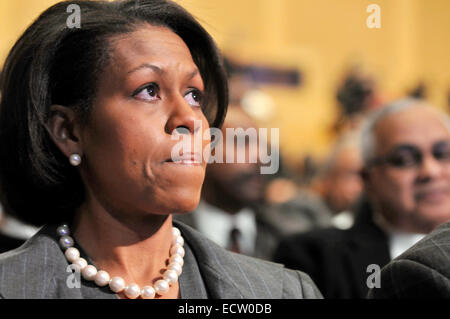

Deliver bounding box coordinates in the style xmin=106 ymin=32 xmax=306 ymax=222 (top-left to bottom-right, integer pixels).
xmin=274 ymin=98 xmax=450 ymax=298
xmin=175 ymin=105 xmax=281 ymax=260
xmin=313 ymin=131 xmax=364 ymax=229
xmin=262 ymin=131 xmax=362 ymax=238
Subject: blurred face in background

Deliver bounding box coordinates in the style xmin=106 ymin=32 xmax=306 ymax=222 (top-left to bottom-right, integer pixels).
xmin=205 ymin=106 xmax=266 ymax=208
xmin=322 ymin=146 xmax=363 ymax=213
xmin=365 ymin=107 xmax=450 ymax=233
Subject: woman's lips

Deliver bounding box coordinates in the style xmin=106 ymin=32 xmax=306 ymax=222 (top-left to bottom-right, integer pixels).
xmin=165 ymin=152 xmax=202 ymax=165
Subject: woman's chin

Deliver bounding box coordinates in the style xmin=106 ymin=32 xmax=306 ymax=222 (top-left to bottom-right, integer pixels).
xmin=171 ymin=200 xmax=200 ymax=215
xmin=162 ymin=190 xmax=201 ymax=214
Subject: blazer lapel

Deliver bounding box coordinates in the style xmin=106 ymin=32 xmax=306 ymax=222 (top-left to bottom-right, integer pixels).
xmin=174 ymin=221 xmax=284 ymax=299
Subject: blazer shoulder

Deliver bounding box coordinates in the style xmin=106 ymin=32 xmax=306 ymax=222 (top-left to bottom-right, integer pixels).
xmin=369 ymin=222 xmax=450 ymax=299
xmin=282 ymin=267 xmax=324 ymax=299
xmin=227 ymin=252 xmax=323 ymax=298
xmin=0 ymin=225 xmax=67 ymax=298
xmin=0 ymin=225 xmax=58 ymax=265
xmin=369 ymin=258 xmax=450 ymax=298
xmin=174 ymin=221 xmax=322 ymax=299
xmin=394 ymin=222 xmax=450 ymax=273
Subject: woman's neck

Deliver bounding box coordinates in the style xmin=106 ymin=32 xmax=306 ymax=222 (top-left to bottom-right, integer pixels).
xmin=71 ymin=199 xmax=179 ymax=298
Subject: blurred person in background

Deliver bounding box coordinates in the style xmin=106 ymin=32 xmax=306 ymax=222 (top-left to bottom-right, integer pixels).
xmin=274 ymin=98 xmax=450 ymax=298
xmin=220 ymin=59 xmax=333 ymax=236
xmin=263 ymin=130 xmax=364 ymax=237
xmin=407 ymin=82 xmax=427 ymax=100
xmin=175 ymin=105 xmax=282 ymax=260
xmin=263 ymin=173 xmax=333 ymax=236
xmin=312 ymin=130 xmax=364 ymax=229
xmin=334 ymin=66 xmax=382 ymax=135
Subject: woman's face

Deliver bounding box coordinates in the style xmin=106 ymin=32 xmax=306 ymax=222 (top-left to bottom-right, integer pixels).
xmin=78 ymin=25 xmax=210 ymax=217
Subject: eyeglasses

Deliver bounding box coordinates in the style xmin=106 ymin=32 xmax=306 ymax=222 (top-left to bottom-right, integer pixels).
xmin=369 ymin=141 xmax=450 ymax=169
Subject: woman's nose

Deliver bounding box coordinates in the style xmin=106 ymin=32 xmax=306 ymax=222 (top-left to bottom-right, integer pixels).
xmin=165 ymin=95 xmax=202 ymax=135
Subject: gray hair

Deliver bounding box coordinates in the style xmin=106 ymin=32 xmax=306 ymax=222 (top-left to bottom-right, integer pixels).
xmin=321 ymin=130 xmax=362 ymax=176
xmin=360 ymin=98 xmax=450 ymax=167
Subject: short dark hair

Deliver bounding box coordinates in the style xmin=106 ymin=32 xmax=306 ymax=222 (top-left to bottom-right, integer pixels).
xmin=0 ymin=0 xmax=228 ymax=225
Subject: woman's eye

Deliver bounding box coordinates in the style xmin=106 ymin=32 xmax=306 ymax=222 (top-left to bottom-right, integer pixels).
xmin=184 ymin=89 xmax=203 ymax=107
xmin=134 ymin=84 xmax=160 ymax=102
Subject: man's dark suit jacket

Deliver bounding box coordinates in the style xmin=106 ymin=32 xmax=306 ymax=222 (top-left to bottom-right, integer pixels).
xmin=273 ymin=199 xmax=391 ymax=298
xmin=368 ymin=221 xmax=450 ymax=299
xmin=0 ymin=221 xmax=322 ymax=299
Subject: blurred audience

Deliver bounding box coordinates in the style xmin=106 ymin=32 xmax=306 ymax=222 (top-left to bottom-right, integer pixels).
xmin=174 ymin=105 xmax=282 ymax=260
xmin=334 ymin=66 xmax=382 ymax=134
xmin=274 ymin=98 xmax=450 ymax=298
xmin=407 ymin=82 xmax=427 ymax=100
xmin=263 ymin=177 xmax=333 ymax=236
xmin=312 ymin=130 xmax=364 ymax=229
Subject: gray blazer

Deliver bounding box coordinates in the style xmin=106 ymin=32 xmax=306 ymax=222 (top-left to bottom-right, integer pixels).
xmin=368 ymin=221 xmax=450 ymax=299
xmin=0 ymin=221 xmax=322 ymax=299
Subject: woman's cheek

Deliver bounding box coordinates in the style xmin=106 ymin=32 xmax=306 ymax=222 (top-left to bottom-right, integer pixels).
xmin=202 ymin=133 xmax=211 ymax=165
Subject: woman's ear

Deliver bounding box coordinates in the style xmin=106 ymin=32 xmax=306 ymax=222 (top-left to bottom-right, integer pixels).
xmin=47 ymin=105 xmax=83 ymax=159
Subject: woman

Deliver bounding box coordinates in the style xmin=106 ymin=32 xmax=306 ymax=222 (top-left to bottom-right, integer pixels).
xmin=0 ymin=0 xmax=321 ymax=299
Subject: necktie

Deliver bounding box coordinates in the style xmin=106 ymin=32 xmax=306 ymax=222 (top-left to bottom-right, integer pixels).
xmin=228 ymin=227 xmax=241 ymax=254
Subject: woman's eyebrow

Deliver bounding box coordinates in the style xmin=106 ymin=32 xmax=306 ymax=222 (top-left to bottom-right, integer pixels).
xmin=186 ymin=69 xmax=200 ymax=81
xmin=127 ymin=64 xmax=199 ymax=80
xmin=127 ymin=63 xmax=163 ymax=76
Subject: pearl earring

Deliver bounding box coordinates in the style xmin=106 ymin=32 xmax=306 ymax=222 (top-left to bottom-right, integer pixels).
xmin=69 ymin=154 xmax=82 ymax=166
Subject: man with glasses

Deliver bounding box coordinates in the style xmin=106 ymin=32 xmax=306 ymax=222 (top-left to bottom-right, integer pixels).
xmin=361 ymin=98 xmax=450 ymax=238
xmin=274 ymin=98 xmax=450 ymax=298
xmin=365 ymin=99 xmax=450 ymax=298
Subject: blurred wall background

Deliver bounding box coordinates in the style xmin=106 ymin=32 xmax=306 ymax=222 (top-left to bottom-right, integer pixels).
xmin=0 ymin=0 xmax=448 ymax=170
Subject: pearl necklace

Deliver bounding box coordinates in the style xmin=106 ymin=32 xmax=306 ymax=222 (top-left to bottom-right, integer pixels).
xmin=57 ymin=224 xmax=185 ymax=299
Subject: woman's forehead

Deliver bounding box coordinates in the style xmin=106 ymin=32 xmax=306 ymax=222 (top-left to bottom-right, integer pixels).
xmin=108 ymin=25 xmax=195 ymax=73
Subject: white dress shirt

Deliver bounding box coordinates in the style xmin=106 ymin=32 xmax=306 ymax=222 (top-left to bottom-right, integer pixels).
xmin=373 ymin=212 xmax=425 ymax=259
xmin=193 ymin=200 xmax=257 ymax=255
xmin=331 ymin=210 xmax=354 ymax=230
xmin=388 ymin=231 xmax=425 ymax=259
